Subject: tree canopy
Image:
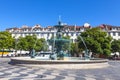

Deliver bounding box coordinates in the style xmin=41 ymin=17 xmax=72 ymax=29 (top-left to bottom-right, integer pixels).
xmin=0 ymin=31 xmax=14 ymax=57
xmin=70 ymin=42 xmax=83 ymax=57
xmin=78 ymin=28 xmax=112 ymax=57
xmin=16 ymin=35 xmax=47 ymax=52
xmin=111 ymin=39 xmax=120 ymax=53
xmin=0 ymin=31 xmax=14 ymax=50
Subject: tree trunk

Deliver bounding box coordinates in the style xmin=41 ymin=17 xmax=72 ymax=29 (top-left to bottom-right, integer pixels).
xmin=20 ymin=50 xmax=22 ymax=56
xmin=15 ymin=50 xmax=17 ymax=57
xmin=1 ymin=49 xmax=4 ymax=58
xmin=76 ymin=53 xmax=79 ymax=57
xmin=99 ymin=54 xmax=107 ymax=58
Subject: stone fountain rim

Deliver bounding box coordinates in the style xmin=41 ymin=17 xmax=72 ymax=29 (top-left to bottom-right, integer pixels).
xmin=10 ymin=57 xmax=108 ymax=64
xmin=10 ymin=57 xmax=109 ymax=69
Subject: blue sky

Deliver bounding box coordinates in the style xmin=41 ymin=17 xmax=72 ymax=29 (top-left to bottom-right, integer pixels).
xmin=0 ymin=0 xmax=120 ymax=31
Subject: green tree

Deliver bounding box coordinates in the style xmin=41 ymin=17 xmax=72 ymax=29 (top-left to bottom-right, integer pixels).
xmin=62 ymin=35 xmax=70 ymax=51
xmin=0 ymin=31 xmax=14 ymax=57
xmin=78 ymin=28 xmax=112 ymax=58
xmin=111 ymin=39 xmax=120 ymax=54
xmin=17 ymin=35 xmax=47 ymax=54
xmin=36 ymin=38 xmax=48 ymax=51
xmin=70 ymin=42 xmax=83 ymax=57
xmin=17 ymin=37 xmax=27 ymax=55
xmin=25 ymin=35 xmax=37 ymax=52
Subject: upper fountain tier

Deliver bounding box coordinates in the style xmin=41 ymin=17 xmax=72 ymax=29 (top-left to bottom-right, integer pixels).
xmin=54 ymin=21 xmax=65 ymax=32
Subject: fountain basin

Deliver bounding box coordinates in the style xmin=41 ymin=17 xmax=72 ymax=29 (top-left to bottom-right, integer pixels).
xmin=10 ymin=57 xmax=109 ymax=69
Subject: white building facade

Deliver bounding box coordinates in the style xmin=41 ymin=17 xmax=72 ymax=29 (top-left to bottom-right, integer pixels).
xmin=6 ymin=23 xmax=120 ymax=41
xmin=6 ymin=23 xmax=91 ymax=43
xmin=100 ymin=24 xmax=120 ymax=40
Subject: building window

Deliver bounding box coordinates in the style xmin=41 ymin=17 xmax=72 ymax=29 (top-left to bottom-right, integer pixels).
xmin=47 ymin=33 xmax=49 ymax=37
xmin=66 ymin=33 xmax=68 ymax=36
xmin=113 ymin=32 xmax=116 ymax=36
xmin=112 ymin=28 xmax=116 ymax=30
xmin=28 ymin=33 xmax=30 ymax=35
xmin=62 ymin=33 xmax=64 ymax=36
xmin=71 ymin=39 xmax=73 ymax=43
xmin=118 ymin=32 xmax=120 ymax=36
xmin=20 ymin=34 xmax=22 ymax=36
xmin=76 ymin=33 xmax=79 ymax=36
xmin=37 ymin=33 xmax=39 ymax=36
xmin=52 ymin=33 xmax=54 ymax=37
xmin=41 ymin=33 xmax=44 ymax=37
xmin=108 ymin=32 xmax=111 ymax=36
xmin=22 ymin=34 xmax=24 ymax=37
xmin=71 ymin=33 xmax=73 ymax=36
xmin=24 ymin=29 xmax=26 ymax=31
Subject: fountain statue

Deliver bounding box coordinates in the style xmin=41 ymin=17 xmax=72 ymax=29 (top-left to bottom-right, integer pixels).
xmin=30 ymin=49 xmax=36 ymax=58
xmin=49 ymin=19 xmax=90 ymax=60
xmin=49 ymin=20 xmax=70 ymax=60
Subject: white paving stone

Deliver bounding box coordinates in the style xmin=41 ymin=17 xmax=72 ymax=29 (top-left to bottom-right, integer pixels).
xmin=21 ymin=78 xmax=34 ymax=80
xmin=26 ymin=74 xmax=37 ymax=78
xmin=0 ymin=72 xmax=4 ymax=75
xmin=68 ymin=73 xmax=76 ymax=77
xmin=10 ymin=73 xmax=20 ymax=77
xmin=19 ymin=71 xmax=28 ymax=74
xmin=85 ymin=77 xmax=96 ymax=80
xmin=0 ymin=77 xmax=11 ymax=80
xmin=43 ymin=75 xmax=56 ymax=79
xmin=85 ymin=74 xmax=96 ymax=78
xmin=51 ymin=72 xmax=60 ymax=76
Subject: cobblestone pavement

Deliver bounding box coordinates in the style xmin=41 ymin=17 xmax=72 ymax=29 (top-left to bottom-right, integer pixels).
xmin=0 ymin=58 xmax=120 ymax=80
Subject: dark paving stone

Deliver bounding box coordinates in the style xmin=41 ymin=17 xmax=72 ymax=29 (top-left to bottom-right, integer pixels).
xmin=32 ymin=69 xmax=40 ymax=72
xmin=43 ymin=71 xmax=52 ymax=75
xmin=0 ymin=76 xmax=5 ymax=78
xmin=59 ymin=73 xmax=68 ymax=76
xmin=10 ymin=78 xmax=23 ymax=80
xmin=19 ymin=74 xmax=28 ymax=77
xmin=75 ymin=77 xmax=86 ymax=80
xmin=53 ymin=75 xmax=65 ymax=80
xmin=35 ymin=75 xmax=46 ymax=78
xmin=0 ymin=73 xmax=12 ymax=76
xmin=95 ymin=78 xmax=105 ymax=80
xmin=76 ymin=73 xmax=85 ymax=77
xmin=12 ymin=69 xmax=26 ymax=73
xmin=27 ymin=71 xmax=35 ymax=74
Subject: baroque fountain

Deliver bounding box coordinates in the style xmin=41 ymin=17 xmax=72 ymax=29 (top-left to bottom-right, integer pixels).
xmin=10 ymin=20 xmax=109 ymax=69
